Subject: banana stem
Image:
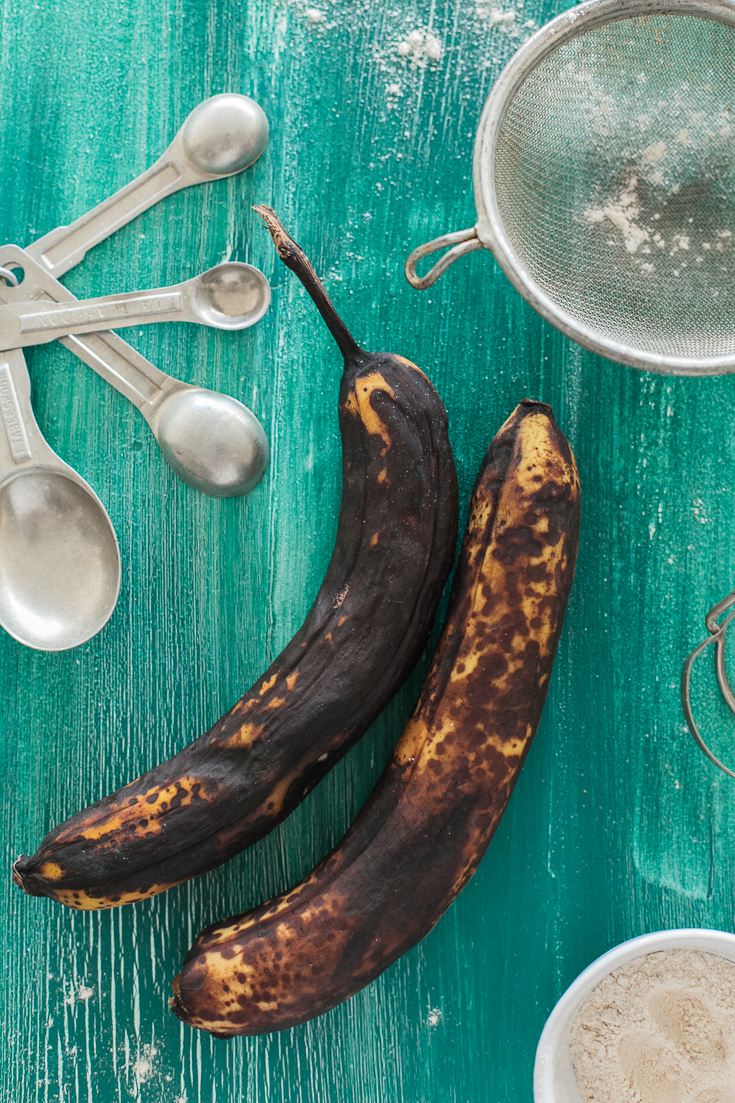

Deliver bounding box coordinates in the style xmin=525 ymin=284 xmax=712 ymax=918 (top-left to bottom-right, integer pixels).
xmin=254 ymin=205 xmax=365 ymax=363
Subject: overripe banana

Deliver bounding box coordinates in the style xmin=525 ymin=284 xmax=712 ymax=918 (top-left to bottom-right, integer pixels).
xmin=169 ymin=399 xmax=580 ymax=1036
xmin=12 ymin=209 xmax=459 ymax=910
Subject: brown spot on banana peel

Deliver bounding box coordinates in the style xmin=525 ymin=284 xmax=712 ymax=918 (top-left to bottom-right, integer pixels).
xmin=170 ymin=400 xmax=580 ymax=1037
xmin=12 ymin=209 xmax=459 ymax=912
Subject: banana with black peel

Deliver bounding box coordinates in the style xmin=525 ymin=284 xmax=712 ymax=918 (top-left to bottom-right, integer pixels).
xmin=12 ymin=209 xmax=459 ymax=911
xmin=169 ymin=399 xmax=581 ymax=1037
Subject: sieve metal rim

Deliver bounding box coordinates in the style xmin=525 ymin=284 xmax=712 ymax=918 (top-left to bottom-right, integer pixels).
xmin=406 ymin=0 xmax=735 ymax=377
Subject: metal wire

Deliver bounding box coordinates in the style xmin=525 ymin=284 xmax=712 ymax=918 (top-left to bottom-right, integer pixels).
xmin=492 ymin=10 xmax=735 ymax=371
xmin=682 ymin=592 xmax=735 ymax=778
xmin=0 ymin=267 xmax=19 ymax=288
xmin=407 ymin=0 xmax=735 ymax=376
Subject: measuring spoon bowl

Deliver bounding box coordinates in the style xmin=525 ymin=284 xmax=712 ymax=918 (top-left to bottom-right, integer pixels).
xmin=193 ymin=263 xmax=271 ymax=330
xmin=180 ymin=94 xmax=269 ymax=177
xmin=0 ymin=467 xmax=121 ymax=650
xmin=0 ymin=349 xmax=120 ymax=650
xmin=153 ymin=387 xmax=269 ymax=497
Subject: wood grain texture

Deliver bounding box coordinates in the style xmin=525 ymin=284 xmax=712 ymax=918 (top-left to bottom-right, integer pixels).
xmin=1 ymin=0 xmax=734 ymax=1099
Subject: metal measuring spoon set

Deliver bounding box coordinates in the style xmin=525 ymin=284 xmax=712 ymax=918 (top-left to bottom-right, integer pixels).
xmin=0 ymin=94 xmax=271 ymax=652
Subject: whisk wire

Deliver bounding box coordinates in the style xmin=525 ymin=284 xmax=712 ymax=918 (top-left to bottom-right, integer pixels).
xmin=682 ymin=592 xmax=735 ymax=778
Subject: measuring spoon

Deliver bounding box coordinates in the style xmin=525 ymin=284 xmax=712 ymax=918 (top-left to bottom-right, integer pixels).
xmin=25 ymin=94 xmax=269 ymax=278
xmin=0 ymin=262 xmax=271 ymax=350
xmin=0 ymin=248 xmax=270 ymax=498
xmin=0 ymin=346 xmax=120 ymax=650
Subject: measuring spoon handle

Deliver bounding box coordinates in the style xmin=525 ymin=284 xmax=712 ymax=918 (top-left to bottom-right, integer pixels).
xmin=0 ymin=280 xmax=204 ymax=349
xmin=26 ymin=154 xmax=193 ymax=280
xmin=59 ymin=330 xmax=176 ymax=414
xmin=0 ymin=348 xmax=49 ymax=476
xmin=0 ymin=245 xmax=170 ymax=414
xmin=0 ymin=260 xmax=270 ymax=349
xmin=24 ymin=94 xmax=269 ymax=278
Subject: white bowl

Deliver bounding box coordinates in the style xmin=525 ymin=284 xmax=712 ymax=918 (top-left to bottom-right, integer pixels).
xmin=533 ymin=927 xmax=735 ymax=1103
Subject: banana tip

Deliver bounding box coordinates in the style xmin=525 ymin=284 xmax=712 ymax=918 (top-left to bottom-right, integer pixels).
xmin=169 ymin=982 xmax=234 ymax=1040
xmin=169 ymin=975 xmax=188 ymax=1022
xmin=519 ymin=397 xmax=553 ymax=415
xmin=11 ymin=856 xmax=27 ymax=891
xmin=11 ymin=855 xmax=50 ymax=898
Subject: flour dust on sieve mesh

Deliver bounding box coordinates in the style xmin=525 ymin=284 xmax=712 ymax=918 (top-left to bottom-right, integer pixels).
xmin=493 ymin=14 xmax=735 ymax=358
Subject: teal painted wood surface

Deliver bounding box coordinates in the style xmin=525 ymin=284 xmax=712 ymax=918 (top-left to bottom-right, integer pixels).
xmin=2 ymin=0 xmax=735 ymax=1099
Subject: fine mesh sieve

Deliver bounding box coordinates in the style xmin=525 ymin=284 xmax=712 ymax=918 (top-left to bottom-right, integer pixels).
xmin=405 ymin=0 xmax=735 ymax=376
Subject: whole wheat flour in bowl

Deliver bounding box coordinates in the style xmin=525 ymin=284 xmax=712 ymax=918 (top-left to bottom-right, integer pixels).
xmin=570 ymin=948 xmax=735 ymax=1103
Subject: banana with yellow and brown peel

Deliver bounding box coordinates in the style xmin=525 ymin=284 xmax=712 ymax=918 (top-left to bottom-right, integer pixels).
xmin=12 ymin=211 xmax=459 ymax=911
xmin=170 ymin=399 xmax=581 ymax=1036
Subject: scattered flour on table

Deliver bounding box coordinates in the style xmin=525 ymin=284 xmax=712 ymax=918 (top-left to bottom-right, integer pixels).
xmin=63 ymin=979 xmax=95 ymax=1007
xmin=474 ymin=4 xmax=537 ymax=37
xmin=286 ymin=0 xmax=538 ymax=106
xmin=131 ymin=1043 xmax=158 ymax=1084
xmin=288 ymin=0 xmax=336 ymax=31
xmin=396 ymin=28 xmax=443 ymax=64
xmin=570 ymin=949 xmax=735 ymax=1103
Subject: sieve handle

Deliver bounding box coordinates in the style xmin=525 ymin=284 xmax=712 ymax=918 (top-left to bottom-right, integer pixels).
xmin=404 ymin=227 xmax=482 ymax=290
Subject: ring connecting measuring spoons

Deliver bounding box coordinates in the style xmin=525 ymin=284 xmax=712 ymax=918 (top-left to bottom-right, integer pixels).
xmin=0 ymin=262 xmax=271 ymax=349
xmin=0 ymin=249 xmax=270 ymax=498
xmin=0 ymin=346 xmax=120 ymax=650
xmin=24 ymin=94 xmax=269 ymax=279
